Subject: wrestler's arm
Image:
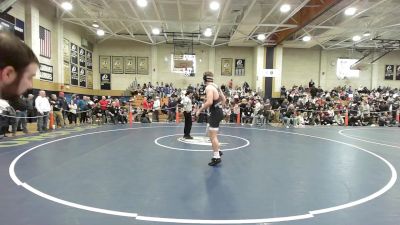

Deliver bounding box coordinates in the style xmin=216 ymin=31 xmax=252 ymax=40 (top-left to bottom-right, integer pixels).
xmin=196 ymin=86 xmax=213 ymax=116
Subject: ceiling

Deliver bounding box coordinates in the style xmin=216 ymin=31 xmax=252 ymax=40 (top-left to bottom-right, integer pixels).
xmin=49 ymin=0 xmax=400 ymax=50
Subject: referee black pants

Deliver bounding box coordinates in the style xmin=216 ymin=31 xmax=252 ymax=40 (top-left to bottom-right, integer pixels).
xmin=183 ymin=111 xmax=192 ymax=137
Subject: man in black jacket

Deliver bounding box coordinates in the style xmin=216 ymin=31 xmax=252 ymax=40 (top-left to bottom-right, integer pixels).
xmin=9 ymin=95 xmax=28 ymax=135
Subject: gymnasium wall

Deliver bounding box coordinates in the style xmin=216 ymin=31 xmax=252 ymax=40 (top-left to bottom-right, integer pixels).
xmin=282 ymin=48 xmax=400 ymax=90
xmin=94 ymin=40 xmax=255 ymax=90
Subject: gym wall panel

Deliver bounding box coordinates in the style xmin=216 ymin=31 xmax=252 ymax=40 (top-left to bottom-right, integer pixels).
xmin=214 ymin=46 xmax=254 ymax=89
xmin=94 ymin=40 xmax=152 ymax=90
xmin=95 ymin=41 xmax=255 ymax=90
xmin=376 ymin=50 xmax=400 ymax=86
xmin=282 ymin=48 xmax=320 ymax=88
xmin=322 ymin=49 xmax=372 ymax=90
xmin=156 ymin=44 xmax=210 ymax=87
xmin=280 ymin=48 xmax=400 ymax=90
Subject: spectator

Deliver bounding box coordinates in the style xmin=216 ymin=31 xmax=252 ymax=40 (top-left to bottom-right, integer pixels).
xmin=153 ymin=96 xmax=161 ymax=122
xmin=35 ymin=90 xmax=50 ymax=133
xmin=26 ymin=94 xmax=36 ymax=123
xmin=68 ymin=97 xmax=77 ymax=125
xmin=9 ymin=95 xmax=28 ymax=135
xmin=50 ymin=94 xmax=64 ymax=128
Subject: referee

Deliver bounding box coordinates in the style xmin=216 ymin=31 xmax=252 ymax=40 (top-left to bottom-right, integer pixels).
xmin=182 ymin=90 xmax=194 ymax=139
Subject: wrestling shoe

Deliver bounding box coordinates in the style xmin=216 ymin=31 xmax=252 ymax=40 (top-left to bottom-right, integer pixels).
xmin=183 ymin=135 xmax=194 ymax=139
xmin=208 ymin=158 xmax=222 ymax=166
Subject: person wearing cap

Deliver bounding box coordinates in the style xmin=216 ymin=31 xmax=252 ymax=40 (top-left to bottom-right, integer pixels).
xmin=196 ymin=72 xmax=226 ymax=166
xmin=181 ymin=90 xmax=194 ymax=139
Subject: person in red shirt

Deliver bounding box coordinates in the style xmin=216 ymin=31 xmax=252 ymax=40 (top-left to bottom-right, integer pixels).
xmin=99 ymin=96 xmax=108 ymax=110
xmin=142 ymin=97 xmax=150 ymax=110
xmin=99 ymin=96 xmax=108 ymax=122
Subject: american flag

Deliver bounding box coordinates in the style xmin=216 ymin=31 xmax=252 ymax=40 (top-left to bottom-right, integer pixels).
xmin=39 ymin=26 xmax=51 ymax=58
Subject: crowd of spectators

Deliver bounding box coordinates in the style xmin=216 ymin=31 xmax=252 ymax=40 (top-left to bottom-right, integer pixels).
xmin=1 ymin=79 xmax=399 ymax=138
xmin=1 ymin=91 xmax=130 ymax=137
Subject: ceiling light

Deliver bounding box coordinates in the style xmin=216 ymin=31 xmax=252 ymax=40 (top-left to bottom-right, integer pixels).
xmin=0 ymin=24 xmax=2 ymax=30
xmin=92 ymin=23 xmax=99 ymax=28
xmin=61 ymin=2 xmax=73 ymax=11
xmin=257 ymin=34 xmax=266 ymax=41
xmin=97 ymin=29 xmax=105 ymax=36
xmin=344 ymin=7 xmax=357 ymax=16
xmin=209 ymin=1 xmax=220 ymax=11
xmin=363 ymin=31 xmax=371 ymax=37
xmin=352 ymin=35 xmax=361 ymax=41
xmin=302 ymin=36 xmax=311 ymax=42
xmin=204 ymin=28 xmax=212 ymax=37
xmin=152 ymin=28 xmax=160 ymax=35
xmin=280 ymin=4 xmax=291 ymax=13
xmin=136 ymin=0 xmax=148 ymax=8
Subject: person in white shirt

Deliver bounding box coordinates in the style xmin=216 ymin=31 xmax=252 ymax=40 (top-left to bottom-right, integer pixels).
xmin=252 ymin=99 xmax=262 ymax=126
xmin=35 ymin=90 xmax=51 ymax=133
xmin=152 ymin=96 xmax=161 ymax=122
xmin=181 ymin=90 xmax=194 ymax=139
xmin=68 ymin=97 xmax=78 ymax=125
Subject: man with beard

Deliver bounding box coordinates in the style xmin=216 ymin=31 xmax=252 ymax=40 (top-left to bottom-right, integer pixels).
xmin=0 ymin=32 xmax=39 ymax=137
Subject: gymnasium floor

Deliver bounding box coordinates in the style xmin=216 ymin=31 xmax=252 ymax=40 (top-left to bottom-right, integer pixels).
xmin=0 ymin=124 xmax=399 ymax=225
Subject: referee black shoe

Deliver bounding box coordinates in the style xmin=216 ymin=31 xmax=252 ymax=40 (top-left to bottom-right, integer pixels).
xmin=219 ymin=151 xmax=223 ymax=156
xmin=208 ymin=158 xmax=222 ymax=166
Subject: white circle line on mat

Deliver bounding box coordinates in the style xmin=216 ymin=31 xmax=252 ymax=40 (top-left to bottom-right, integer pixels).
xmin=154 ymin=133 xmax=250 ymax=151
xmin=339 ymin=128 xmax=400 ymax=149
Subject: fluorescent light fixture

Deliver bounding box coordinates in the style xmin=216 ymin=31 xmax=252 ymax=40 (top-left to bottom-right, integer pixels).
xmin=92 ymin=23 xmax=99 ymax=28
xmin=280 ymin=4 xmax=291 ymax=13
xmin=61 ymin=2 xmax=73 ymax=11
xmin=97 ymin=29 xmax=105 ymax=36
xmin=136 ymin=0 xmax=148 ymax=8
xmin=209 ymin=1 xmax=220 ymax=11
xmin=363 ymin=31 xmax=371 ymax=37
xmin=302 ymin=36 xmax=311 ymax=42
xmin=345 ymin=7 xmax=357 ymax=16
xmin=352 ymin=35 xmax=361 ymax=41
xmin=204 ymin=28 xmax=212 ymax=37
xmin=152 ymin=28 xmax=160 ymax=35
xmin=257 ymin=34 xmax=266 ymax=41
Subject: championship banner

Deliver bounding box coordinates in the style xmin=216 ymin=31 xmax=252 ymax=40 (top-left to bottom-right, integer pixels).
xmin=112 ymin=56 xmax=124 ymax=74
xmin=124 ymin=56 xmax=136 ymax=74
xmin=235 ymin=59 xmax=245 ymax=76
xmin=385 ymin=65 xmax=394 ymax=80
xmin=86 ymin=51 xmax=93 ymax=71
xmin=396 ymin=65 xmax=400 ymax=81
xmin=79 ymin=67 xmax=86 ymax=88
xmin=70 ymin=43 xmax=78 ymax=65
xmin=87 ymin=70 xmax=93 ymax=89
xmin=137 ymin=57 xmax=149 ymax=75
xmin=39 ymin=63 xmax=53 ymax=82
xmin=63 ymin=62 xmax=71 ymax=85
xmin=100 ymin=73 xmax=111 ymax=90
xmin=71 ymin=64 xmax=79 ymax=85
xmin=221 ymin=58 xmax=232 ymax=76
xmin=79 ymin=47 xmax=86 ymax=67
xmin=63 ymin=39 xmax=70 ymax=63
xmin=99 ymin=56 xmax=111 ymax=74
